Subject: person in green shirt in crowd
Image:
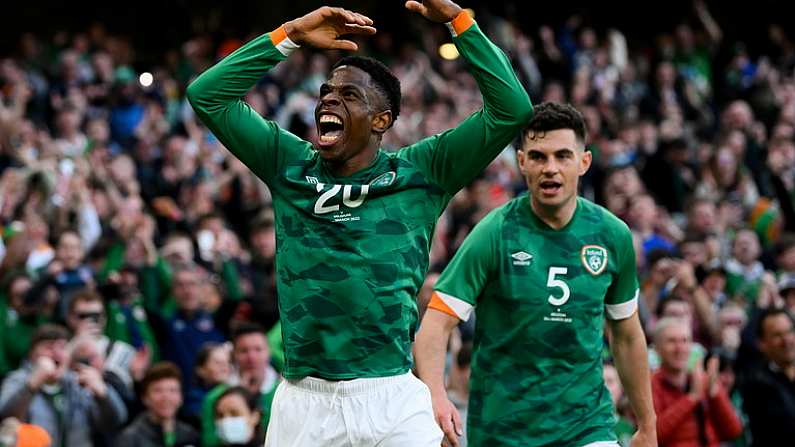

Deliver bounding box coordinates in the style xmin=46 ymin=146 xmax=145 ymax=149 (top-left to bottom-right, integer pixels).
xmin=116 ymin=361 xmax=199 ymax=447
xmin=0 ymin=272 xmax=49 ymax=377
xmin=201 ymin=324 xmax=279 ymax=447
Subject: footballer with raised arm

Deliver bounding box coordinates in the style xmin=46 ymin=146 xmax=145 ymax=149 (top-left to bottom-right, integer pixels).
xmin=186 ymin=1 xmax=532 ymax=445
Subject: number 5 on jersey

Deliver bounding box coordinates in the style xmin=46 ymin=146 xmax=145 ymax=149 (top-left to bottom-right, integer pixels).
xmin=547 ymin=267 xmax=570 ymax=306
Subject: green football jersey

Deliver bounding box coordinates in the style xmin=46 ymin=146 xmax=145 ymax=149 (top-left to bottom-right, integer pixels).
xmin=434 ymin=196 xmax=639 ymax=447
xmin=187 ymin=20 xmax=532 ymax=379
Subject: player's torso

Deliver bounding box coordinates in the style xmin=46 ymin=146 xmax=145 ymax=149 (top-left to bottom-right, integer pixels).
xmin=480 ymin=197 xmax=617 ymax=362
xmin=468 ymin=197 xmax=619 ymax=446
xmin=268 ymin=151 xmax=448 ymax=378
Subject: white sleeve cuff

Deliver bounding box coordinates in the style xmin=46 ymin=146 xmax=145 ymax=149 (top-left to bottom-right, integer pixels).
xmin=275 ymin=36 xmax=300 ymax=57
xmin=605 ymin=289 xmax=639 ymax=320
xmin=435 ymin=291 xmax=475 ymax=321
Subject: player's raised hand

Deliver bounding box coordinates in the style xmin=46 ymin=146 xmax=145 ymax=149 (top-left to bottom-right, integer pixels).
xmin=284 ymin=7 xmax=376 ymax=51
xmin=405 ymin=0 xmax=463 ymax=23
xmin=432 ymin=394 xmax=463 ymax=447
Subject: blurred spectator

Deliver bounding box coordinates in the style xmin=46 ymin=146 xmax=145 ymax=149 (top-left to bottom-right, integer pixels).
xmin=0 ymin=324 xmax=127 ymax=446
xmin=651 ymin=318 xmax=742 ymax=446
xmin=184 ymin=342 xmax=231 ymax=425
xmin=0 ymin=272 xmax=46 ymax=377
xmin=116 ymin=361 xmax=199 ymax=447
xmin=738 ymin=308 xmax=795 ymax=446
xmin=201 ymin=324 xmax=278 ymax=447
xmin=725 ymin=229 xmax=765 ymax=304
xmin=152 ymin=263 xmax=225 ymax=387
xmin=65 ymin=289 xmax=147 ymax=388
xmin=213 ymin=386 xmax=264 ymax=447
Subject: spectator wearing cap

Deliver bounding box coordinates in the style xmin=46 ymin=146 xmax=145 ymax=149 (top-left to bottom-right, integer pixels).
xmin=116 ymin=361 xmax=199 ymax=447
xmin=738 ymin=308 xmax=795 ymax=446
xmin=651 ymin=317 xmax=743 ymax=446
xmin=0 ymin=324 xmax=127 ymax=447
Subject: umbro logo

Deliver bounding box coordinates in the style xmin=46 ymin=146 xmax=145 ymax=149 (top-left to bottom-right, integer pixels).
xmin=511 ymin=251 xmax=533 ymax=266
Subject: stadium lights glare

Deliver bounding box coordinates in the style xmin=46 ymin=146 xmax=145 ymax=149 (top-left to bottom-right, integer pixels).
xmin=439 ymin=43 xmax=460 ymax=60
xmin=139 ymin=72 xmax=154 ymax=87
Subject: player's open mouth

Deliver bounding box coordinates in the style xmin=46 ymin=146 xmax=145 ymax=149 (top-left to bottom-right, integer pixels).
xmin=539 ymin=180 xmax=562 ymax=195
xmin=318 ymin=113 xmax=345 ymax=147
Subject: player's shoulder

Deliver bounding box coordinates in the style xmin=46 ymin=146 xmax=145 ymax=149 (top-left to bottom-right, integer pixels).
xmin=578 ymin=197 xmax=632 ymax=238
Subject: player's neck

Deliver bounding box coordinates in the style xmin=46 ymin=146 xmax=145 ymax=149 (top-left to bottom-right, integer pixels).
xmin=529 ymin=195 xmax=578 ymax=230
xmin=326 ymin=140 xmax=381 ymax=177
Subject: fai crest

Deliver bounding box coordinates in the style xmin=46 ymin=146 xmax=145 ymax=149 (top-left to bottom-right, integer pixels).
xmin=368 ymin=171 xmax=397 ymax=188
xmin=581 ymin=245 xmax=608 ymax=275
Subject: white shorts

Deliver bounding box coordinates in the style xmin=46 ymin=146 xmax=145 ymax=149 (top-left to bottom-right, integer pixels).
xmin=264 ymin=371 xmax=443 ymax=447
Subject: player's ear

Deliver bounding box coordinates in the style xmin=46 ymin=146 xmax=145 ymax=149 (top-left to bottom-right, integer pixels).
xmin=516 ymin=148 xmax=527 ymax=173
xmin=578 ymin=148 xmax=592 ymax=176
xmin=371 ymin=110 xmax=392 ymax=135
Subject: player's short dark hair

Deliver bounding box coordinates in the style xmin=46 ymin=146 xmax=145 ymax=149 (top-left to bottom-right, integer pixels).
xmin=141 ymin=361 xmax=183 ymax=394
xmin=231 ymin=322 xmax=267 ymax=345
xmin=332 ymin=56 xmax=401 ymax=123
xmin=521 ymin=102 xmax=587 ymax=147
xmin=756 ymin=307 xmax=795 ymax=339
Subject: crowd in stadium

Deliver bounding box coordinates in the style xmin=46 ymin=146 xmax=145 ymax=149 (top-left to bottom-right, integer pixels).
xmin=1 ymin=0 xmax=794 ymax=445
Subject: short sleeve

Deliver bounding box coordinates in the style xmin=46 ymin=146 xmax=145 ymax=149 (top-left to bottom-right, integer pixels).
xmin=432 ymin=210 xmax=500 ymax=321
xmin=605 ymin=227 xmax=640 ymax=320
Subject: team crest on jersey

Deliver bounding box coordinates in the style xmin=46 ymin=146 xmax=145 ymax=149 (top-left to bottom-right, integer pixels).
xmin=581 ymin=245 xmax=608 ymax=275
xmin=511 ymin=251 xmax=533 ymax=266
xmin=368 ymin=171 xmax=396 ymax=188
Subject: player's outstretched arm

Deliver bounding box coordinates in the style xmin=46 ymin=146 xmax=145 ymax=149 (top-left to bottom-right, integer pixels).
xmin=608 ymin=313 xmax=658 ymax=447
xmin=414 ymin=308 xmax=464 ymax=447
xmin=187 ymin=7 xmax=375 ymax=184
xmin=401 ymin=0 xmax=533 ymax=195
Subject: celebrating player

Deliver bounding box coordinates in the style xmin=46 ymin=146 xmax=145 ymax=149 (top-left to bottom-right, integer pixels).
xmin=187 ymin=1 xmax=532 ymax=445
xmin=415 ymin=103 xmax=656 ymax=447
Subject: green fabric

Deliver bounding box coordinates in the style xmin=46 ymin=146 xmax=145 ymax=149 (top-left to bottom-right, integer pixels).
xmin=615 ymin=416 xmax=635 ymax=447
xmin=187 ymin=23 xmax=531 ymax=380
xmin=0 ymin=296 xmax=48 ymax=376
xmin=266 ymin=321 xmax=284 ymax=374
xmin=200 ymin=378 xmax=279 ymax=447
xmin=725 ymin=274 xmax=762 ymax=305
xmin=220 ymin=259 xmax=243 ymax=302
xmin=201 ymin=384 xmax=227 ymax=447
xmin=163 ymin=429 xmax=176 ymax=447
xmin=139 ymin=259 xmax=176 ymax=319
xmin=104 ymin=297 xmax=161 ymax=361
xmin=434 ymin=196 xmax=639 ymax=446
xmin=97 ymin=242 xmax=125 ymax=283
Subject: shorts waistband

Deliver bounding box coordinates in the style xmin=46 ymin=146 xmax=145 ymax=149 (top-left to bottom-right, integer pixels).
xmin=286 ymin=371 xmax=414 ymax=396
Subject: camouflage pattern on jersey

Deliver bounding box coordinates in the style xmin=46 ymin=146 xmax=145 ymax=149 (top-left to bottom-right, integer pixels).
xmin=273 ymin=153 xmax=448 ymax=378
xmin=187 ymin=22 xmax=533 ymax=380
xmin=435 ymin=196 xmax=639 ymax=446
